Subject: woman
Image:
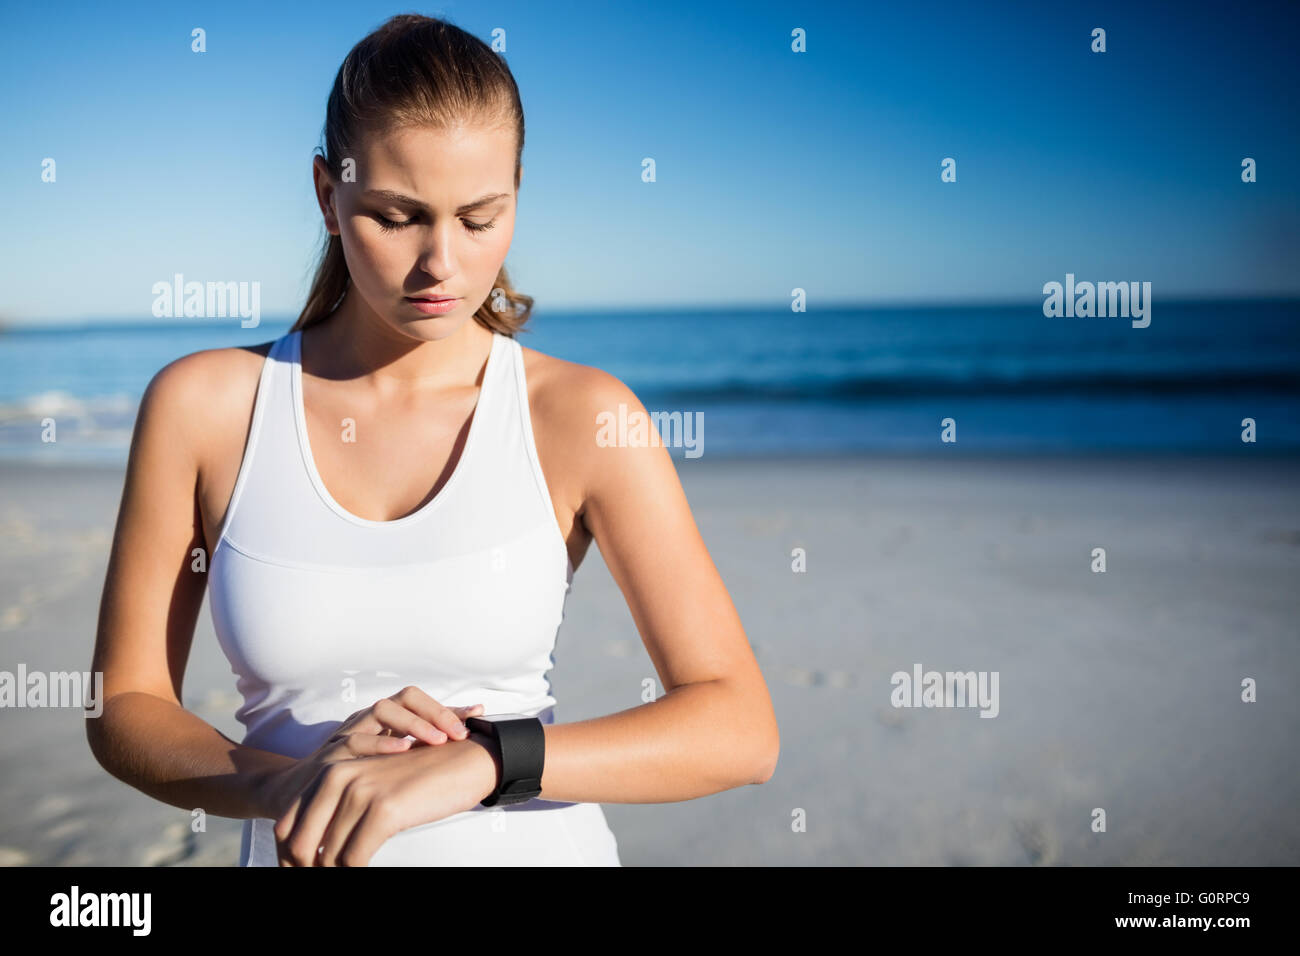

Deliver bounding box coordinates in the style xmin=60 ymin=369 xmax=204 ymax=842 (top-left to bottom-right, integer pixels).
xmin=87 ymin=13 xmax=778 ymax=867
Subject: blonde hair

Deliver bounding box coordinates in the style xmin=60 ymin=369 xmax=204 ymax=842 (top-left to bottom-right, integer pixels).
xmin=292 ymin=14 xmax=533 ymax=336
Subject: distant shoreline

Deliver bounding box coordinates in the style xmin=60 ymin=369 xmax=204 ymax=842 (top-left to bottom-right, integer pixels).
xmin=4 ymin=448 xmax=1300 ymax=473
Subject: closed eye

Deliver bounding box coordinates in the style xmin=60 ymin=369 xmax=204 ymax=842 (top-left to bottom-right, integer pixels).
xmin=375 ymin=214 xmax=496 ymax=234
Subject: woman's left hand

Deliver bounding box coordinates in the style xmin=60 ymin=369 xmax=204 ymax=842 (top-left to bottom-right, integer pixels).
xmin=274 ymin=734 xmax=499 ymax=866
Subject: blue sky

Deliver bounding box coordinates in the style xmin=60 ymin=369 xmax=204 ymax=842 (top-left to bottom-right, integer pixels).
xmin=1 ymin=0 xmax=1296 ymax=324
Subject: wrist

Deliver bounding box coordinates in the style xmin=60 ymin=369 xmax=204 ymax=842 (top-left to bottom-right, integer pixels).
xmin=465 ymin=731 xmax=503 ymax=803
xmin=249 ymin=755 xmax=295 ymax=819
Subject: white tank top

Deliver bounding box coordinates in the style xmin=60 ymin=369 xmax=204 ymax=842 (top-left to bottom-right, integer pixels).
xmin=207 ymin=326 xmax=620 ymax=865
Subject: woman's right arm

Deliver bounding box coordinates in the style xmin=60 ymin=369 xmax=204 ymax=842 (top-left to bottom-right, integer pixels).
xmin=86 ymin=351 xmax=292 ymax=820
xmin=86 ymin=350 xmax=488 ymax=827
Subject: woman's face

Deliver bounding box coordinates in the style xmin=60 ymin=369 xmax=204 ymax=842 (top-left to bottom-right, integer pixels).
xmin=313 ymin=123 xmax=519 ymax=341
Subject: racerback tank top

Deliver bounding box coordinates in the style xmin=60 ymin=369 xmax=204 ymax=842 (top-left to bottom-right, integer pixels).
xmin=207 ymin=326 xmax=621 ymax=866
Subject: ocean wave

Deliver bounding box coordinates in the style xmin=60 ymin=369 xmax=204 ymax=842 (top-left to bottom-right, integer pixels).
xmin=647 ymin=366 xmax=1300 ymax=402
xmin=0 ymin=391 xmax=137 ymax=423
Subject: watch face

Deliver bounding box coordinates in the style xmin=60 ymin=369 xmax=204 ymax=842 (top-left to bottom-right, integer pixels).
xmin=480 ymin=713 xmax=529 ymax=722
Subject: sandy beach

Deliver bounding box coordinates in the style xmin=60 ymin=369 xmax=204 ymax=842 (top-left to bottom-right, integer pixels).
xmin=1 ymin=452 xmax=1297 ymax=866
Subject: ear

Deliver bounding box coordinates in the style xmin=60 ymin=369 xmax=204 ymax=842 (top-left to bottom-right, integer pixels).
xmin=311 ymin=155 xmax=341 ymax=236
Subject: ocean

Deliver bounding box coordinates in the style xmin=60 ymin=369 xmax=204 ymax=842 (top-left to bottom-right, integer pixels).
xmin=1 ymin=299 xmax=1297 ymax=462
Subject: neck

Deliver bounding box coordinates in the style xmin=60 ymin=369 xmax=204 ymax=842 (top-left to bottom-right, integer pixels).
xmin=305 ymin=288 xmax=494 ymax=392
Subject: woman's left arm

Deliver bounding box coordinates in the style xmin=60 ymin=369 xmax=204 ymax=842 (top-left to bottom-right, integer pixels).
xmin=278 ymin=374 xmax=780 ymax=864
xmin=532 ymin=370 xmax=779 ymax=802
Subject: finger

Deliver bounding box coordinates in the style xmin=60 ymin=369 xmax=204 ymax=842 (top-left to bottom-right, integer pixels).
xmin=392 ymin=687 xmax=474 ymax=741
xmin=443 ymin=704 xmax=485 ymax=738
xmin=274 ymin=785 xmax=312 ymax=868
xmin=329 ymin=709 xmax=368 ymax=740
xmin=275 ymin=761 xmax=330 ymax=862
xmin=338 ymin=702 xmax=446 ymax=745
xmin=369 ymin=697 xmax=448 ymax=745
xmin=274 ymin=786 xmax=308 ymax=851
xmin=285 ymin=765 xmax=347 ymax=867
xmin=272 ymin=735 xmax=398 ymax=858
xmin=316 ymin=779 xmax=370 ymax=867
xmin=330 ymin=698 xmax=443 ymax=745
xmin=336 ymin=803 xmax=396 ymax=868
xmin=401 ymin=704 xmax=485 ymax=748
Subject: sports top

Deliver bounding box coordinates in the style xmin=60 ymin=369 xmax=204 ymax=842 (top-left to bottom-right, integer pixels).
xmin=207 ymin=326 xmax=620 ymax=865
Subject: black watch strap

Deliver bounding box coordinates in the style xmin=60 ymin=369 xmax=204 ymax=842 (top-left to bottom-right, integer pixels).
xmin=465 ymin=714 xmax=545 ymax=806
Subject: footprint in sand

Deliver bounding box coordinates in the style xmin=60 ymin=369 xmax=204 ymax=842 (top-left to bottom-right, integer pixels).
xmin=0 ymin=584 xmax=40 ymax=631
xmin=0 ymin=513 xmax=37 ymax=545
xmin=0 ymin=569 xmax=97 ymax=630
xmin=0 ymin=604 xmax=28 ymax=630
xmin=779 ymin=667 xmax=855 ymax=688
xmin=139 ymin=821 xmax=198 ymax=867
xmin=0 ymin=847 xmax=31 ymax=866
xmin=874 ymin=706 xmax=905 ymax=730
xmin=31 ymin=794 xmax=78 ymax=823
xmin=780 ymin=665 xmax=852 ymax=686
xmin=47 ymin=817 xmax=89 ymax=841
xmin=780 ymin=667 xmax=824 ymax=687
xmin=1011 ymin=816 xmax=1058 ymax=866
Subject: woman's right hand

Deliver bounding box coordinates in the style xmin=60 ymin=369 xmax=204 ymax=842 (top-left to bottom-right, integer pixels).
xmin=256 ymin=686 xmax=484 ymax=820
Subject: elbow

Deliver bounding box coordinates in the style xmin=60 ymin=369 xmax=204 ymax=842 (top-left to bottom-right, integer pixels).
xmin=84 ymin=691 xmax=129 ymax=775
xmin=739 ymin=691 xmax=779 ymax=785
xmin=84 ymin=703 xmax=103 ymax=755
xmin=748 ymin=732 xmax=780 ymax=785
xmin=84 ymin=708 xmax=114 ymax=773
xmin=708 ymin=678 xmax=779 ymax=786
xmin=752 ymin=747 xmax=778 ymax=785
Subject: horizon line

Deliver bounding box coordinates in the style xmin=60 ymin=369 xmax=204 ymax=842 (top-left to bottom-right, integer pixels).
xmin=3 ymin=293 xmax=1298 ymax=331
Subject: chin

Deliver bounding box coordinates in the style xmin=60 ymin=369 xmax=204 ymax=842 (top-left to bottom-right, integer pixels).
xmin=396 ymin=312 xmax=473 ymax=340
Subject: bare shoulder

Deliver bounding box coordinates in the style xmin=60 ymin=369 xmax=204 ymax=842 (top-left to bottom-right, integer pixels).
xmin=519 ymin=340 xmax=668 ymax=508
xmin=518 ymin=341 xmax=639 ymax=419
xmin=138 ymin=340 xmax=278 ymax=546
xmin=142 ymin=340 xmax=274 ymax=445
xmin=138 ymin=340 xmax=276 ymax=509
xmin=147 ymin=339 xmax=273 ymax=392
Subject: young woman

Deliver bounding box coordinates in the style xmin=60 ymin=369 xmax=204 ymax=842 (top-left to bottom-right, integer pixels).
xmin=87 ymin=13 xmax=778 ymax=867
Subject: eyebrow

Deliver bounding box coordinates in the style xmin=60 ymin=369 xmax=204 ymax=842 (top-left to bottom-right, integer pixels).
xmin=361 ymin=189 xmax=510 ymax=214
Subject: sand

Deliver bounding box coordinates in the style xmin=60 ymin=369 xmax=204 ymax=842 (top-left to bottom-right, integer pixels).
xmin=1 ymin=453 xmax=1297 ymax=865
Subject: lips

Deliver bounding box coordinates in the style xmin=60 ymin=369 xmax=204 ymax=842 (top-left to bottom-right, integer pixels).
xmin=406 ymin=295 xmax=458 ymax=302
xmin=406 ymin=296 xmax=461 ymax=315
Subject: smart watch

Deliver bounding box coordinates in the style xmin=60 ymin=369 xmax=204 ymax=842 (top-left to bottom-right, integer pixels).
xmin=464 ymin=713 xmax=545 ymax=806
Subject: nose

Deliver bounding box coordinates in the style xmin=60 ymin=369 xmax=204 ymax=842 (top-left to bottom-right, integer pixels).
xmin=416 ymin=222 xmax=459 ymax=280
